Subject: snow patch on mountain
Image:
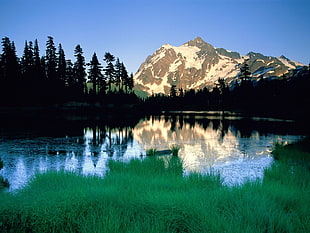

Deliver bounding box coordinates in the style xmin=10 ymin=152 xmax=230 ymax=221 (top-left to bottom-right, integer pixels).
xmin=134 ymin=37 xmax=305 ymax=95
xmin=164 ymin=43 xmax=202 ymax=69
xmin=277 ymin=56 xmax=303 ymax=69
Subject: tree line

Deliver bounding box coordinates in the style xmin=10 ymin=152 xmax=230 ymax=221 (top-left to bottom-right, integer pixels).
xmin=1 ymin=36 xmax=309 ymax=121
xmin=0 ymin=36 xmax=135 ymax=106
xmin=146 ymin=60 xmax=310 ymax=120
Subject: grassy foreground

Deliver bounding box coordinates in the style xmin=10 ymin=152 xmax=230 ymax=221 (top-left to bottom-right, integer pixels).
xmin=0 ymin=141 xmax=310 ymax=233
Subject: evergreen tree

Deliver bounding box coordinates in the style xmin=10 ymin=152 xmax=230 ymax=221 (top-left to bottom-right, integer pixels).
xmin=215 ymin=78 xmax=228 ymax=96
xmin=65 ymin=59 xmax=74 ymax=87
xmin=120 ymin=62 xmax=128 ymax=93
xmin=33 ymin=39 xmax=44 ymax=81
xmin=0 ymin=37 xmax=20 ymax=104
xmin=45 ymin=36 xmax=57 ymax=81
xmin=1 ymin=37 xmax=20 ymax=81
xmin=21 ymin=40 xmax=34 ymax=81
xmin=73 ymin=45 xmax=86 ymax=94
xmin=56 ymin=43 xmax=66 ymax=86
xmin=88 ymin=53 xmax=103 ymax=95
xmin=170 ymin=84 xmax=177 ymax=98
xmin=103 ymin=52 xmax=115 ymax=93
xmin=127 ymin=73 xmax=134 ymax=93
xmin=114 ymin=58 xmax=122 ymax=92
xmin=179 ymin=88 xmax=184 ymax=98
xmin=215 ymin=78 xmax=229 ymax=108
xmin=40 ymin=56 xmax=47 ymax=80
xmin=239 ymin=58 xmax=251 ymax=84
xmin=236 ymin=58 xmax=254 ymax=107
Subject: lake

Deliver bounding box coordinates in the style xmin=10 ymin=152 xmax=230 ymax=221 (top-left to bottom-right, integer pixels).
xmin=0 ymin=112 xmax=306 ymax=191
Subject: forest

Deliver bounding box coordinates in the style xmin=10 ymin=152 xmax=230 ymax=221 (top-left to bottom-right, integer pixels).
xmin=0 ymin=36 xmax=309 ymax=121
xmin=0 ymin=36 xmax=136 ymax=106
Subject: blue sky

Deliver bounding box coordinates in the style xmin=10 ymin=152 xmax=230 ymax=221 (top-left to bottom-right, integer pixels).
xmin=1 ymin=0 xmax=309 ymax=73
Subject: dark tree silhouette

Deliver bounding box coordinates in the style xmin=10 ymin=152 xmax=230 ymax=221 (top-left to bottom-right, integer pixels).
xmin=0 ymin=36 xmax=142 ymax=106
xmin=88 ymin=53 xmax=103 ymax=95
xmin=1 ymin=37 xmax=19 ymax=81
xmin=103 ymin=52 xmax=115 ymax=93
xmin=65 ymin=59 xmax=74 ymax=87
xmin=239 ymin=58 xmax=251 ymax=84
xmin=0 ymin=37 xmax=20 ymax=105
xmin=56 ymin=43 xmax=66 ymax=86
xmin=45 ymin=36 xmax=57 ymax=82
xmin=33 ymin=39 xmax=44 ymax=81
xmin=179 ymin=88 xmax=184 ymax=98
xmin=73 ymin=45 xmax=86 ymax=94
xmin=114 ymin=58 xmax=122 ymax=91
xmin=21 ymin=40 xmax=34 ymax=81
xmin=214 ymin=78 xmax=229 ymax=111
xmin=170 ymin=84 xmax=177 ymax=98
xmin=120 ymin=63 xmax=129 ymax=93
xmin=127 ymin=73 xmax=134 ymax=94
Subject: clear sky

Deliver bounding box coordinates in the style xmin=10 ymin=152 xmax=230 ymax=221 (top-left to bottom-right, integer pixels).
xmin=1 ymin=0 xmax=309 ymax=73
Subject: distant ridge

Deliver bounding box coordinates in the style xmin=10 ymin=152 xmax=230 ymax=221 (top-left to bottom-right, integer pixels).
xmin=134 ymin=37 xmax=304 ymax=95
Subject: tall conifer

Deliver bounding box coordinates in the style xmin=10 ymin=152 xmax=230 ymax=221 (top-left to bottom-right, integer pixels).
xmin=45 ymin=36 xmax=57 ymax=81
xmin=56 ymin=43 xmax=66 ymax=86
xmin=73 ymin=45 xmax=86 ymax=94
xmin=88 ymin=53 xmax=103 ymax=95
xmin=103 ymin=52 xmax=115 ymax=93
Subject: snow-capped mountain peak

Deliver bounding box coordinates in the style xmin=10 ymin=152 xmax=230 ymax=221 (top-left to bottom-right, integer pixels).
xmin=134 ymin=37 xmax=304 ymax=95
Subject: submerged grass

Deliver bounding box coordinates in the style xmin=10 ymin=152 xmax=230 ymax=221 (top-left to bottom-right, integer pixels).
xmin=0 ymin=141 xmax=310 ymax=232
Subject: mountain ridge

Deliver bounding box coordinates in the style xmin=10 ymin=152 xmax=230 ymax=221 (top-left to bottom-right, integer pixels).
xmin=134 ymin=37 xmax=304 ymax=95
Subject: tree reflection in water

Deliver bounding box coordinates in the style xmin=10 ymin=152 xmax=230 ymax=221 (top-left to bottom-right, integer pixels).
xmin=0 ymin=113 xmax=305 ymax=190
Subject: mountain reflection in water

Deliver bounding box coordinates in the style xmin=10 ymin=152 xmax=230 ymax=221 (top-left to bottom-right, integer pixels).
xmin=0 ymin=114 xmax=305 ymax=190
xmin=133 ymin=115 xmax=303 ymax=184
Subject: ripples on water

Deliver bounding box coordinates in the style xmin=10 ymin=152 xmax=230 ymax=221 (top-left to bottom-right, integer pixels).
xmin=0 ymin=113 xmax=305 ymax=190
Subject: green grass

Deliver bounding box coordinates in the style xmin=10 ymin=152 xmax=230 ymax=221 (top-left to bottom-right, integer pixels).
xmin=0 ymin=142 xmax=310 ymax=232
xmin=146 ymin=148 xmax=157 ymax=156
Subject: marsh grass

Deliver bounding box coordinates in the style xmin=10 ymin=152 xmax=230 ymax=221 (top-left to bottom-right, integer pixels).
xmin=170 ymin=144 xmax=181 ymax=156
xmin=0 ymin=142 xmax=310 ymax=232
xmin=146 ymin=148 xmax=157 ymax=156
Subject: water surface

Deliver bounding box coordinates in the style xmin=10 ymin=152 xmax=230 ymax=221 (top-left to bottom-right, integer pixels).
xmin=0 ymin=113 xmax=305 ymax=190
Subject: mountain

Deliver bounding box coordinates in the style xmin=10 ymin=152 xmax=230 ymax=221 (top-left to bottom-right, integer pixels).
xmin=134 ymin=37 xmax=304 ymax=95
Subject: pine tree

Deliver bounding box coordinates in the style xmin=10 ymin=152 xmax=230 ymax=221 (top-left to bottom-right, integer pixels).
xmin=170 ymin=84 xmax=177 ymax=98
xmin=88 ymin=53 xmax=103 ymax=95
xmin=179 ymin=88 xmax=184 ymax=98
xmin=1 ymin=37 xmax=20 ymax=81
xmin=33 ymin=39 xmax=44 ymax=81
xmin=56 ymin=43 xmax=66 ymax=86
xmin=215 ymin=78 xmax=228 ymax=95
xmin=103 ymin=52 xmax=115 ymax=93
xmin=127 ymin=73 xmax=134 ymax=93
xmin=66 ymin=59 xmax=74 ymax=87
xmin=73 ymin=45 xmax=86 ymax=94
xmin=45 ymin=36 xmax=57 ymax=81
xmin=1 ymin=37 xmax=20 ymax=104
xmin=120 ymin=62 xmax=128 ymax=93
xmin=114 ymin=58 xmax=122 ymax=92
xmin=21 ymin=40 xmax=34 ymax=81
xmin=40 ymin=56 xmax=47 ymax=80
xmin=236 ymin=58 xmax=254 ymax=107
xmin=215 ymin=78 xmax=229 ymax=108
xmin=239 ymin=58 xmax=251 ymax=84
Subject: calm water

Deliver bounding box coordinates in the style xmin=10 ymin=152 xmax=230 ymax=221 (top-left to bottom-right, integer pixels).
xmin=0 ymin=113 xmax=306 ymax=191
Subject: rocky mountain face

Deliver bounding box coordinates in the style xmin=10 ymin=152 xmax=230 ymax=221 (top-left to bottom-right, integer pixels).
xmin=134 ymin=37 xmax=304 ymax=95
